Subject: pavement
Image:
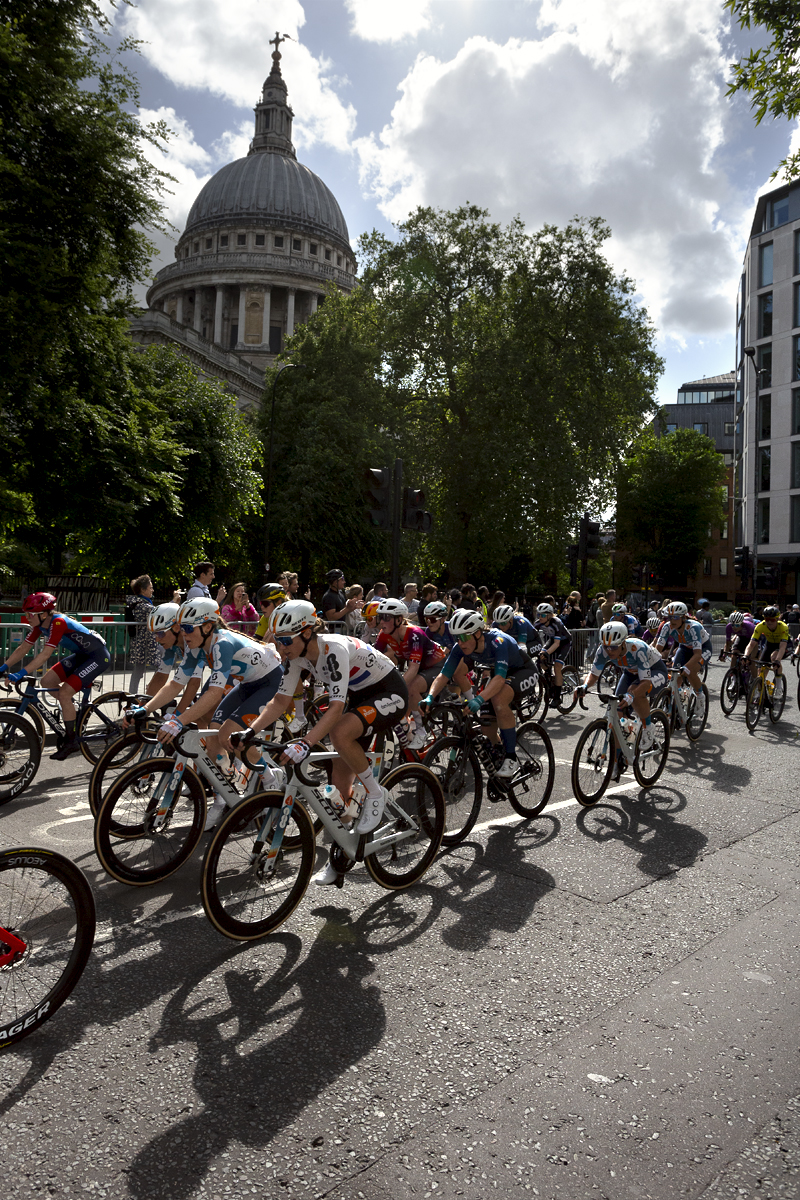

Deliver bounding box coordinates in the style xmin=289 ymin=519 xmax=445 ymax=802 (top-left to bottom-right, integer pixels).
xmin=1 ymin=662 xmax=799 ymax=1200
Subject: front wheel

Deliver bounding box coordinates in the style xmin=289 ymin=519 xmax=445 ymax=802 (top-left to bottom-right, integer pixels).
xmin=0 ymin=848 xmax=96 ymax=1047
xmin=745 ymin=677 xmax=765 ymax=733
xmin=651 ymin=684 xmax=675 ymax=731
xmin=423 ymin=736 xmax=482 ymax=846
xmin=719 ymin=668 xmax=740 ymax=716
xmin=632 ymin=710 xmax=670 ymax=787
xmin=77 ymin=690 xmax=131 ymax=765
xmin=0 ymin=712 xmax=41 ymax=804
xmin=201 ymin=793 xmax=316 ymax=941
xmin=506 ymin=721 xmax=555 ymax=817
xmin=555 ymin=669 xmax=580 ymax=714
xmin=0 ymin=700 xmax=47 ymax=748
xmin=365 ymin=763 xmax=445 ymax=889
xmin=769 ymin=673 xmax=786 ymax=724
xmin=685 ymin=684 xmax=709 ymax=742
xmin=571 ymin=718 xmax=614 ymax=806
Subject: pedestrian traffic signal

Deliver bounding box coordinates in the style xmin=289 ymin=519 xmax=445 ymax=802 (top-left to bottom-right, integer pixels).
xmin=734 ymin=545 xmax=750 ymax=584
xmin=364 ymin=467 xmax=392 ymax=531
xmin=579 ymin=515 xmax=602 ymax=559
xmin=402 ymin=486 xmax=433 ymax=533
xmin=565 ymin=544 xmax=578 ymax=585
xmin=631 ymin=564 xmax=643 ymax=587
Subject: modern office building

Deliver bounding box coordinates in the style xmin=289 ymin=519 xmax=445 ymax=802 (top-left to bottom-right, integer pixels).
xmin=736 ymin=179 xmax=800 ymax=603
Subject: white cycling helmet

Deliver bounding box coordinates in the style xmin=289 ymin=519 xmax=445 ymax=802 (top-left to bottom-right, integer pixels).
xmin=611 ymin=602 xmax=627 ymax=615
xmin=646 ymin=615 xmax=661 ymax=630
xmin=665 ymin=601 xmax=688 ymax=618
xmin=178 ymin=598 xmax=220 ymax=627
xmin=272 ymin=599 xmax=317 ymax=637
xmin=600 ymin=621 xmax=628 ymax=647
xmin=729 ymin=610 xmax=745 ymax=627
xmin=148 ymin=603 xmax=180 ymax=633
xmin=492 ymin=604 xmax=515 ymax=625
xmin=536 ymin=603 xmax=554 ymax=616
xmin=423 ymin=601 xmax=447 ymax=619
xmin=376 ymin=597 xmax=409 ymax=619
xmin=449 ymin=608 xmax=485 ymax=637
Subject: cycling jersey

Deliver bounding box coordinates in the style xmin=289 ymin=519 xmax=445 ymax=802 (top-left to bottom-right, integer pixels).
xmin=156 ymin=641 xmax=204 ymax=678
xmin=534 ymin=615 xmax=572 ymax=649
xmin=752 ymin=620 xmax=790 ymax=645
xmin=375 ymin=624 xmax=446 ymax=671
xmin=725 ymin=618 xmax=755 ymax=642
xmin=24 ymin=613 xmax=107 ymax=657
xmin=279 ymin=635 xmax=395 ymax=705
xmin=174 ymin=630 xmax=280 ymax=689
xmin=591 ymin=638 xmax=665 ymax=683
xmin=615 ymin=613 xmax=642 ymax=638
xmin=427 ymin=621 xmax=456 ymax=651
xmin=655 ymin=618 xmax=709 ymax=651
xmin=441 ymin=628 xmax=526 ymax=681
xmin=494 ymin=614 xmax=540 ymax=648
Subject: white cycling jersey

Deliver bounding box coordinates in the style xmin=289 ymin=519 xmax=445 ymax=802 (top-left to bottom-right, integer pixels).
xmin=279 ymin=634 xmax=395 ymax=705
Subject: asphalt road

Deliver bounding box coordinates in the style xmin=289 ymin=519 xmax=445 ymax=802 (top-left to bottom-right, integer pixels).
xmin=2 ymin=662 xmax=799 ymax=1200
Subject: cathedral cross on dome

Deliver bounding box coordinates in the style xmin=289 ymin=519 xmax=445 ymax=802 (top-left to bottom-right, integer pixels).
xmin=269 ymin=31 xmax=293 ymax=59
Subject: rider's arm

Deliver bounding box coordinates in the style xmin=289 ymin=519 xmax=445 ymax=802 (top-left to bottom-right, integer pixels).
xmin=5 ymin=644 xmax=54 ymax=675
xmin=176 ymin=677 xmax=202 ymax=714
xmin=249 ymin=691 xmax=293 ymax=734
xmin=301 ymin=698 xmax=345 ymax=748
xmin=146 ymin=672 xmax=170 ymax=697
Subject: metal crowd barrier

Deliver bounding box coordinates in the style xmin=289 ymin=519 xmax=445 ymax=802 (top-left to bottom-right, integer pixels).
xmin=0 ymin=620 xmax=177 ymax=694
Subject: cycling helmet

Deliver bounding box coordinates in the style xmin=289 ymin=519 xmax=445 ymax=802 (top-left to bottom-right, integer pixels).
xmin=363 ymin=599 xmax=381 ymax=621
xmin=763 ymin=605 xmax=780 ymax=619
xmin=665 ymin=601 xmax=688 ymax=618
xmin=177 ymin=598 xmax=220 ymax=627
xmin=272 ymin=599 xmax=317 ymax=637
xmin=23 ymin=591 xmax=57 ymax=613
xmin=600 ymin=621 xmax=628 ymax=647
xmin=257 ymin=582 xmax=286 ymax=605
xmin=611 ymin=602 xmax=627 ymax=615
xmin=376 ymin=597 xmax=409 ymax=619
xmin=729 ymin=610 xmax=745 ymax=627
xmin=148 ymin=603 xmax=180 ymax=633
xmin=423 ymin=601 xmax=447 ymax=620
xmin=646 ymin=615 xmax=661 ymax=630
xmin=449 ymin=608 xmax=485 ymax=637
xmin=492 ymin=604 xmax=515 ymax=625
xmin=536 ymin=603 xmax=554 ymax=616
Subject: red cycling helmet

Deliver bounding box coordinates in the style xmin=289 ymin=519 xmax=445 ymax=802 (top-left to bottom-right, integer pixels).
xmin=23 ymin=591 xmax=57 ymax=613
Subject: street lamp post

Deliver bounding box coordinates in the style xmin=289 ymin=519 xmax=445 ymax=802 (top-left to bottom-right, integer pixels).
xmin=743 ymin=346 xmax=766 ymax=611
xmin=264 ymin=362 xmax=306 ymax=580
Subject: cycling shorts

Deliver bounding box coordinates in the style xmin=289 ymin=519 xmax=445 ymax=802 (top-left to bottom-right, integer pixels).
xmin=506 ymin=664 xmax=540 ymax=701
xmin=212 ymin=666 xmax=283 ymax=729
xmin=615 ymin=662 xmax=668 ymax=697
xmin=52 ymin=647 xmax=110 ymax=692
xmin=541 ymin=643 xmax=571 ymax=666
xmin=732 ymin=631 xmax=752 ymax=656
xmin=418 ymin=663 xmax=443 ymax=687
xmin=345 ymin=669 xmax=409 ymax=747
xmin=674 ymin=643 xmax=711 ymax=670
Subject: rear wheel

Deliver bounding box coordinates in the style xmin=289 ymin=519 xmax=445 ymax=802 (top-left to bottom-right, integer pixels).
xmin=685 ymin=684 xmax=709 ymax=742
xmin=571 ymin=718 xmax=613 ymax=806
xmin=769 ymin=673 xmax=786 ymax=724
xmin=506 ymin=721 xmax=554 ymax=818
xmin=555 ymin=668 xmax=580 ymax=714
xmin=719 ymin=668 xmax=740 ymax=716
xmin=423 ymin=736 xmax=482 ymax=845
xmin=745 ymin=677 xmax=765 ymax=733
xmin=632 ymin=710 xmax=670 ymax=787
xmin=0 ymin=700 xmax=46 ymax=748
xmin=365 ymin=763 xmax=444 ymax=889
xmin=77 ymin=690 xmax=130 ymax=765
xmin=651 ymin=684 xmax=675 ymax=731
xmin=0 ymin=712 xmax=41 ymax=804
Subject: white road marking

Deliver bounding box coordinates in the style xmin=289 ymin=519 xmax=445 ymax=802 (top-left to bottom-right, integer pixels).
xmin=474 ymin=780 xmax=640 ymax=834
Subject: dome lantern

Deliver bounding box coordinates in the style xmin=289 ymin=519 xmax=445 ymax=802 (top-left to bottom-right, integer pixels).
xmin=250 ymin=32 xmax=296 ymax=159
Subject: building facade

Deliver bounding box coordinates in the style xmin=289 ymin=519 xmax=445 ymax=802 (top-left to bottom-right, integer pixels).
xmin=130 ymin=35 xmax=356 ymax=403
xmin=736 ymin=179 xmax=800 ymax=603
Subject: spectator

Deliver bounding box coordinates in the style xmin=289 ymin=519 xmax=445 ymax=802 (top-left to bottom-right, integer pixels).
xmin=420 ymin=582 xmax=438 ymax=608
xmin=782 ymin=602 xmax=799 ymax=623
xmin=588 ymin=592 xmax=604 ymax=628
xmin=344 ymin=584 xmax=365 ymax=633
xmin=599 ymin=589 xmax=616 ymax=625
xmin=477 ymin=586 xmax=491 ymax=617
xmin=127 ymin=574 xmax=160 ymax=696
xmin=171 ymin=588 xmax=184 ymax=605
xmin=187 ymin=561 xmax=226 ymax=605
xmin=695 ymin=599 xmax=713 ymax=630
xmin=222 ymin=583 xmax=259 ymax=633
xmin=322 ymin=569 xmax=358 ymax=624
xmin=487 ymin=590 xmax=506 ymax=621
xmin=446 ymin=588 xmax=461 ymax=615
xmin=561 ymin=590 xmax=584 ymax=629
xmin=461 ymin=583 xmax=483 ymax=616
xmin=403 ymin=581 xmax=420 ymax=616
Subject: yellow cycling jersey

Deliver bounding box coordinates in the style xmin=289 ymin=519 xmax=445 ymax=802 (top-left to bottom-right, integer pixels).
xmin=752 ymin=619 xmax=789 ymax=645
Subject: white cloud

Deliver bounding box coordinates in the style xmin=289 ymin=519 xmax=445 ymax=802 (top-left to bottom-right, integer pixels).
xmin=120 ymin=0 xmax=356 ymax=152
xmin=354 ymin=0 xmax=744 ymax=341
xmin=345 ymin=0 xmax=433 ymax=43
xmin=139 ymin=106 xmax=213 ymax=230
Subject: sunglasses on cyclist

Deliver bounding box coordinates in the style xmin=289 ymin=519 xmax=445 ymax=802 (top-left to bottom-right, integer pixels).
xmin=275 ymin=635 xmax=295 ymax=646
xmin=456 ymin=632 xmax=475 ymax=643
xmin=179 ymin=623 xmax=196 ymax=634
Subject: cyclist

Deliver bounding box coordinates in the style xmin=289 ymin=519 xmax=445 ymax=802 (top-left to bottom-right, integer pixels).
xmin=422 ymin=600 xmax=474 ymax=696
xmin=0 ymin=591 xmax=110 ymax=760
xmin=744 ymin=605 xmax=789 ymax=677
xmin=721 ymin=610 xmax=755 ymax=662
xmin=420 ymin=608 xmax=538 ymax=778
xmin=641 ymin=615 xmax=664 ymax=645
xmin=361 ymin=599 xmax=381 ymax=645
xmin=655 ymin=601 xmax=711 ymax=695
xmin=254 ymin=582 xmax=288 ymax=642
xmin=533 ymin=603 xmax=572 ymax=704
xmin=373 ymin=598 xmax=448 ymax=749
xmin=575 ymin=621 xmax=668 ymax=775
xmin=491 ymin=604 xmax=541 ymax=659
xmin=248 ymin=600 xmax=410 ymax=864
xmin=143 ymin=603 xmax=205 ymax=711
xmin=611 ymin=601 xmax=642 ymax=638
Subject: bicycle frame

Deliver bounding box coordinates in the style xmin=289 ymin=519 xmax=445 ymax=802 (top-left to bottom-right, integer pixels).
xmin=2 ymin=681 xmax=67 ymax=734
xmin=659 ymin=669 xmax=694 ymax=728
xmin=591 ymin=692 xmax=641 ymax=769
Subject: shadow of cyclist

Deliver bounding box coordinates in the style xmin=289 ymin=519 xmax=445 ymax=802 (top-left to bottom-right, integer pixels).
xmin=576 ymin=786 xmax=707 ymax=880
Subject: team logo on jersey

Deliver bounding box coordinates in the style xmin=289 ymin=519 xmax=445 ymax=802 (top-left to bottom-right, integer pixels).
xmin=356 ymin=705 xmax=377 ymax=724
xmin=374 ymin=693 xmax=405 ymax=716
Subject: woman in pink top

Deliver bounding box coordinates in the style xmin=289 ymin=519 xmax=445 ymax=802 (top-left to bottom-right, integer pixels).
xmin=221 ymin=582 xmax=259 ymax=634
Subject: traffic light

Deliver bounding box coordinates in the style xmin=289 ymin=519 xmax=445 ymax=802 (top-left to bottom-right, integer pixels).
xmin=734 ymin=544 xmax=750 ymax=584
xmin=402 ymin=486 xmax=433 ymax=533
xmin=762 ymin=564 xmax=779 ymax=588
xmin=631 ymin=564 xmax=643 ymax=587
xmin=565 ymin=544 xmax=578 ymax=585
xmin=364 ymin=467 xmax=392 ymax=531
xmin=579 ymin=515 xmax=602 ymax=559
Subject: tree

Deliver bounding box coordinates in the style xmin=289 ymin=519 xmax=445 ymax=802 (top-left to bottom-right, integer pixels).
xmin=726 ymin=0 xmax=800 ymax=181
xmin=616 ymin=426 xmax=728 ymax=587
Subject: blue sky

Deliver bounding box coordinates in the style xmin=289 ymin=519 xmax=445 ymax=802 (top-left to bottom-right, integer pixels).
xmin=113 ymin=0 xmax=799 ymax=407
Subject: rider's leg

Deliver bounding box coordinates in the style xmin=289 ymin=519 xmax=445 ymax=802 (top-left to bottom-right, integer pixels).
xmin=491 ymin=683 xmax=517 ymax=767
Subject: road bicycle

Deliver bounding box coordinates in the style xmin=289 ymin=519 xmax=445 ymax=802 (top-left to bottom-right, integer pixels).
xmin=0 ymin=709 xmax=41 ymax=805
xmin=571 ymin=690 xmax=671 ymax=805
xmin=717 ymin=650 xmax=752 ymax=716
xmin=534 ymin=652 xmax=581 ymax=718
xmin=0 ymin=678 xmax=141 ymax=766
xmin=651 ymin=667 xmax=709 ymax=742
xmin=423 ymin=699 xmax=555 ymax=844
xmin=88 ymin=719 xmax=165 ymax=818
xmin=0 ymin=846 xmax=95 ymax=1049
xmin=745 ymin=658 xmax=786 ymax=732
xmin=200 ymin=730 xmax=445 ymax=941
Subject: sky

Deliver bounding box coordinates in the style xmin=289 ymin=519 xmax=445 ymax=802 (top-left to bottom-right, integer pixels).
xmin=110 ymin=0 xmax=800 ymax=406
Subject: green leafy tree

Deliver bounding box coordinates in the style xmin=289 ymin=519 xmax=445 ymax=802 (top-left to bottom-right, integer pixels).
xmin=616 ymin=426 xmax=728 ymax=587
xmin=726 ymin=0 xmax=800 ymax=180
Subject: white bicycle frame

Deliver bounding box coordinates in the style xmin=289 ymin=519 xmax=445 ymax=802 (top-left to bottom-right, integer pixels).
xmin=143 ymin=727 xmax=269 ymax=832
xmin=594 ymin=694 xmax=641 ymax=768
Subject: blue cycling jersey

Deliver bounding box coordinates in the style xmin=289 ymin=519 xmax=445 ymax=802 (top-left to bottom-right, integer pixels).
xmin=428 ymin=621 xmax=456 ymax=650
xmin=495 ymin=614 xmax=540 ymax=647
xmin=174 ymin=630 xmax=281 ymax=689
xmin=655 ymin=618 xmax=709 ymax=651
xmin=534 ymin=615 xmax=572 ymax=649
xmin=24 ymin=613 xmax=107 ymax=658
xmin=591 ymin=637 xmax=664 ymax=682
xmin=442 ymin=628 xmax=526 ymax=680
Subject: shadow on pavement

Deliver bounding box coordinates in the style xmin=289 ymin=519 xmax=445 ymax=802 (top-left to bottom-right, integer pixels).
xmin=575 ymin=785 xmax=707 ymax=879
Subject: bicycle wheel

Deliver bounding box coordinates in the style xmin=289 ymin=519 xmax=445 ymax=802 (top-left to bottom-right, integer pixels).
xmin=0 ymin=847 xmax=95 ymax=1048
xmin=599 ymin=662 xmax=620 ymax=693
xmin=571 ymin=718 xmax=614 ymax=806
xmin=507 ymin=720 xmax=555 ymax=817
xmin=685 ymin=684 xmax=709 ymax=742
xmin=516 ymin=672 xmax=544 ymax=720
xmin=201 ymin=792 xmax=316 ymax=941
xmin=423 ymin=735 xmax=482 ymax=845
xmin=0 ymin=713 xmax=41 ymax=805
xmin=88 ymin=728 xmax=163 ymax=818
xmin=719 ymin=668 xmax=740 ymax=716
xmin=651 ymin=685 xmax=675 ymax=731
xmin=93 ymin=759 xmax=206 ymax=885
xmin=745 ymin=677 xmax=765 ymax=733
xmin=0 ymin=700 xmax=46 ymax=748
xmin=632 ymin=710 xmax=670 ymax=788
xmin=769 ymin=673 xmax=786 ymax=724
xmin=365 ymin=763 xmax=445 ymax=889
xmin=77 ymin=690 xmax=130 ymax=766
xmin=556 ymin=669 xmax=580 ymax=714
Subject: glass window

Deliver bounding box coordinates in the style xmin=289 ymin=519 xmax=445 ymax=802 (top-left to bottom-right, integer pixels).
xmin=793 ymin=391 xmax=800 ymax=434
xmin=237 ymin=233 xmax=246 ymax=246
xmin=204 ymin=237 xmax=212 ymax=250
xmin=693 ymin=422 xmax=708 ymax=434
xmin=792 ymin=441 xmax=800 ymax=489
xmin=325 ymin=248 xmax=331 ymax=261
xmin=337 ymin=255 xmax=342 ymax=266
xmin=703 ymin=558 xmax=712 ymax=576
xmin=220 ymin=235 xmax=228 ymax=248
xmin=795 ymin=282 xmax=800 ymax=329
xmin=759 ymin=242 xmax=773 ymax=287
xmin=310 ymin=243 xmax=317 ymax=255
xmin=722 ymin=451 xmax=734 ymax=465
xmin=794 ymin=335 xmax=800 ymax=382
xmin=293 ymin=238 xmax=302 ymax=251
xmin=722 ymin=485 xmax=729 ymax=505
xmin=193 ymin=241 xmax=199 ymax=253
xmin=721 ymin=520 xmax=728 ymax=540
xmin=758 ymin=292 xmax=773 ymax=338
xmin=255 ymin=234 xmax=265 ymax=246
xmin=758 ymin=343 xmax=772 ymax=386
xmin=769 ymin=196 xmax=789 ymax=227
xmin=665 ymin=423 xmax=678 ymax=433
xmin=720 ymin=556 xmax=728 ymax=576
xmin=274 ymin=236 xmax=284 ymax=248
xmin=760 ymin=394 xmax=771 ymax=439
xmin=724 ymin=422 xmax=734 ymax=435
xmin=758 ymin=497 xmax=770 ymax=544
xmin=792 ymin=494 xmax=800 ymax=543
xmin=760 ymin=446 xmax=771 ymax=491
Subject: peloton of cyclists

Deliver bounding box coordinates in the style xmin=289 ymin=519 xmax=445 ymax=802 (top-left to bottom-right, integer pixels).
xmin=373 ymin=598 xmax=449 ymax=749
xmin=491 ymin=604 xmax=540 ymax=658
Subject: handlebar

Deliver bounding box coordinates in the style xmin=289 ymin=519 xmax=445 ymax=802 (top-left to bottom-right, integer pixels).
xmin=142 ymin=722 xmax=200 ymax=758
